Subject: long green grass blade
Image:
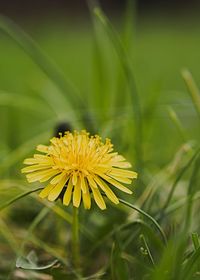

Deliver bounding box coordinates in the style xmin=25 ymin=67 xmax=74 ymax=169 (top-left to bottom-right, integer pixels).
xmin=119 ymin=198 xmax=167 ymax=245
xmin=93 ymin=6 xmax=143 ymax=167
xmin=0 ymin=186 xmax=42 ymax=211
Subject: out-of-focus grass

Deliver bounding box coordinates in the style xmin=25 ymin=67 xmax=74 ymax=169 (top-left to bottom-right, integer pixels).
xmin=0 ymin=7 xmax=200 ymax=279
xmin=0 ymin=17 xmax=199 ymax=163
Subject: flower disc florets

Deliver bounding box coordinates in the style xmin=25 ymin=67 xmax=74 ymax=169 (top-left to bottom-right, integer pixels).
xmin=22 ymin=130 xmax=137 ymax=210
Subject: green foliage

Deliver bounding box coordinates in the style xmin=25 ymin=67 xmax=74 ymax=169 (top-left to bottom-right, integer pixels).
xmin=0 ymin=1 xmax=200 ymax=279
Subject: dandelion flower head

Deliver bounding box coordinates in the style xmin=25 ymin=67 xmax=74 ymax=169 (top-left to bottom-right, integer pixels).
xmin=22 ymin=130 xmax=137 ymax=210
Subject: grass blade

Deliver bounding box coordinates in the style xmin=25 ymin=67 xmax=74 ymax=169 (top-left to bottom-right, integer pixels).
xmin=182 ymin=69 xmax=200 ymax=119
xmin=93 ymin=6 xmax=143 ymax=167
xmin=160 ymin=147 xmax=200 ymax=215
xmin=140 ymin=234 xmax=155 ymax=267
xmin=192 ymin=233 xmax=200 ymax=251
xmin=167 ymin=106 xmax=187 ymax=142
xmin=0 ymin=187 xmax=43 ymax=211
xmin=119 ymin=198 xmax=167 ymax=245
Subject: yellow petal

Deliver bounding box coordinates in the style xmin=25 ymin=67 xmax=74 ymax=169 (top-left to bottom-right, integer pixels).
xmin=39 ymin=170 xmax=61 ymax=182
xmin=109 ymin=168 xmax=138 ymax=179
xmin=73 ymin=177 xmax=81 ymax=208
xmin=72 ymin=172 xmax=78 ymax=185
xmin=26 ymin=169 xmax=60 ymax=183
xmin=34 ymin=154 xmax=49 ymax=159
xmin=111 ymin=154 xmax=125 ymax=161
xmin=63 ymin=178 xmax=73 ymax=206
xmin=91 ymin=187 xmax=106 ymax=210
xmin=80 ymin=174 xmax=87 ymax=193
xmin=50 ymin=172 xmax=67 ymax=185
xmin=21 ymin=165 xmax=51 ymax=173
xmin=97 ymin=173 xmax=133 ymax=194
xmin=23 ymin=156 xmax=52 ymax=165
xmin=23 ymin=158 xmax=39 ymax=165
xmin=93 ymin=176 xmax=119 ymax=204
xmin=87 ymin=175 xmax=98 ymax=189
xmin=112 ymin=162 xmax=132 ymax=168
xmin=108 ymin=174 xmax=132 ymax=184
xmin=32 ymin=155 xmax=52 ymax=164
xmin=48 ymin=175 xmax=68 ymax=201
xmin=36 ymin=144 xmax=49 ymax=153
xmin=39 ymin=184 xmax=54 ymax=199
xmin=82 ymin=179 xmax=91 ymax=209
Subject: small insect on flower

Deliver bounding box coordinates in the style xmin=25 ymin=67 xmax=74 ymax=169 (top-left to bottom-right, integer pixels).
xmin=22 ymin=130 xmax=138 ymax=210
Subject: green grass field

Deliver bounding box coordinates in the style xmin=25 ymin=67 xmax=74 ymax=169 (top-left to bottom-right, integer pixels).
xmin=0 ymin=4 xmax=200 ymax=279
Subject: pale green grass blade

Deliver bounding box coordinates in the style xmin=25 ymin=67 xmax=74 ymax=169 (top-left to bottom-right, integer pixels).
xmin=161 ymin=147 xmax=200 ymax=215
xmin=184 ymin=154 xmax=200 ymax=230
xmin=192 ymin=233 xmax=200 ymax=251
xmin=164 ymin=191 xmax=200 ymax=217
xmin=141 ymin=142 xmax=193 ymax=213
xmin=182 ymin=69 xmax=200 ymax=119
xmin=182 ymin=247 xmax=200 ymax=279
xmin=168 ymin=106 xmax=187 ymax=142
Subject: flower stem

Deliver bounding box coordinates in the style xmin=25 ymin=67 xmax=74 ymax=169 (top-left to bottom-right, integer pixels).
xmin=72 ymin=206 xmax=80 ymax=270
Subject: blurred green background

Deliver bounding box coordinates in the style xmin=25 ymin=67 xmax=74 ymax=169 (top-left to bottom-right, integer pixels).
xmin=0 ymin=1 xmax=199 ymax=167
xmin=0 ymin=0 xmax=200 ymax=279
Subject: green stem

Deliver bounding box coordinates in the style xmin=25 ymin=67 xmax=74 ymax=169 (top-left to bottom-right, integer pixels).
xmin=119 ymin=198 xmax=167 ymax=245
xmin=72 ymin=207 xmax=80 ymax=270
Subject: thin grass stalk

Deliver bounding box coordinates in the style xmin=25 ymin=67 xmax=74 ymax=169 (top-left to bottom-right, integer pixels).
xmin=140 ymin=234 xmax=155 ymax=267
xmin=118 ymin=198 xmax=167 ymax=245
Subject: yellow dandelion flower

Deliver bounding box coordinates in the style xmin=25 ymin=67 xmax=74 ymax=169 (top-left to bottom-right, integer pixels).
xmin=21 ymin=130 xmax=138 ymax=210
